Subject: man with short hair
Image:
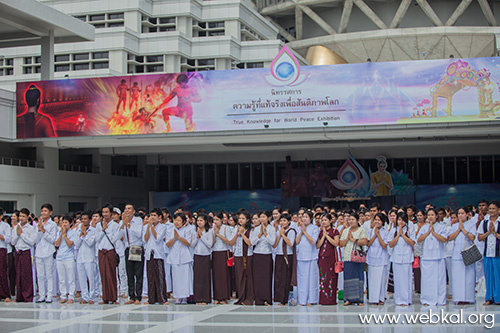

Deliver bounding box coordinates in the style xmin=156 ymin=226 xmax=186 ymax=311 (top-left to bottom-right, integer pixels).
xmin=34 ymin=203 xmax=57 ymax=303
xmin=96 ymin=204 xmax=120 ymax=304
xmin=74 ymin=211 xmax=96 ymax=304
xmin=112 ymin=208 xmax=128 ymax=299
xmin=122 ymin=204 xmax=145 ymax=305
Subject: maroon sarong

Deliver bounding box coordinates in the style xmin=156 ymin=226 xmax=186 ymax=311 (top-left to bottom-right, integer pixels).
xmin=99 ymin=249 xmax=117 ymax=303
xmin=234 ymin=256 xmax=254 ymax=305
xmin=147 ymin=256 xmax=167 ymax=304
xmin=0 ymin=248 xmax=9 ymax=299
xmin=274 ymin=254 xmax=293 ymax=304
xmin=193 ymin=254 xmax=211 ymax=303
xmin=15 ymin=250 xmax=33 ymax=302
xmin=211 ymin=251 xmax=230 ymax=301
xmin=253 ymin=253 xmax=272 ymax=305
xmin=7 ymin=251 xmax=15 ymax=296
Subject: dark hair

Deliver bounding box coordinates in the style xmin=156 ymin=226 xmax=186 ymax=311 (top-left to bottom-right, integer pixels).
xmin=320 ymin=213 xmax=333 ymax=225
xmin=102 ymin=203 xmax=113 ymax=213
xmin=41 ymin=203 xmax=53 ymax=212
xmin=478 ymin=199 xmax=489 ymax=205
xmin=125 ymin=203 xmax=136 ymax=211
xmin=279 ymin=213 xmax=291 ymax=221
xmin=3 ymin=216 xmax=11 ymax=226
xmin=121 ymin=79 xmax=126 ymax=84
xmin=375 ymin=212 xmax=388 ymax=225
xmin=214 ymin=211 xmax=224 ymax=220
xmin=238 ymin=210 xmax=252 ymax=230
xmin=62 ymin=215 xmax=74 ymax=225
xmin=302 ymin=211 xmax=314 ymax=222
xmin=174 ymin=212 xmax=186 ymax=223
xmin=0 ymin=207 xmax=3 ymax=216
xmin=313 ymin=203 xmax=324 ymax=211
xmin=406 ymin=204 xmax=417 ymax=213
xmin=272 ymin=206 xmax=282 ymax=214
xmin=349 ymin=212 xmax=359 ymax=221
xmin=394 ymin=212 xmax=409 ymax=238
xmin=25 ymin=85 xmax=41 ymax=107
xmin=81 ymin=210 xmax=92 ymax=220
xmin=150 ymin=207 xmax=162 ymax=217
xmin=490 ymin=200 xmax=500 ymax=208
xmin=196 ymin=213 xmax=211 ymax=231
xmin=259 ymin=210 xmax=272 ymax=218
xmin=198 ymin=208 xmax=207 ymax=215
xmin=370 ymin=202 xmax=381 ymax=211
xmin=92 ymin=209 xmax=102 ymax=217
xmin=458 ymin=206 xmax=470 ymax=215
xmin=20 ymin=208 xmax=31 ymax=217
xmin=427 ymin=208 xmax=439 ymax=217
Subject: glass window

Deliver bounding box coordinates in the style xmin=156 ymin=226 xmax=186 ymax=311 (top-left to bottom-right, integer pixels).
xmin=73 ymin=53 xmax=89 ymax=61
xmin=35 ymin=66 xmax=41 ymax=73
xmin=5 ymin=68 xmax=13 ymax=75
xmin=35 ymin=56 xmax=41 ymax=63
xmin=443 ymin=157 xmax=455 ymax=184
xmin=481 ymin=155 xmax=493 ymax=183
xmin=495 ymin=155 xmax=500 ymax=183
xmin=75 ymin=15 xmax=87 ymax=22
xmin=89 ymin=14 xmax=105 ymax=21
xmin=6 ymin=58 xmax=13 ymax=66
xmin=146 ymin=65 xmax=163 ymax=72
xmin=209 ymin=31 xmax=225 ymax=36
xmin=93 ymin=23 xmax=105 ymax=28
xmin=198 ymin=59 xmax=214 ymax=66
xmin=193 ymin=165 xmax=203 ymax=190
xmin=146 ymin=55 xmax=163 ymax=63
xmin=108 ymin=22 xmax=124 ymax=28
xmin=0 ymin=201 xmax=16 ymax=214
xmin=263 ymin=163 xmax=275 ymax=189
xmin=181 ymin=165 xmax=192 ymax=191
xmin=159 ymin=26 xmax=175 ymax=32
xmin=392 ymin=158 xmax=404 ymax=173
xmin=240 ymin=163 xmax=251 ymax=189
xmin=469 ymin=156 xmax=480 ymax=183
xmin=205 ymin=164 xmax=215 ymax=190
xmin=93 ymin=52 xmax=109 ymax=59
xmin=418 ymin=158 xmax=430 ymax=185
xmin=24 ymin=57 xmax=32 ymax=64
xmin=149 ymin=17 xmax=157 ymax=24
xmin=430 ymin=157 xmax=443 ymax=184
xmin=159 ymin=17 xmax=175 ymax=24
xmin=172 ymin=165 xmax=180 ymax=191
xmin=55 ymin=64 xmax=70 ymax=72
xmin=228 ymin=164 xmax=239 ymax=190
xmin=73 ymin=63 xmax=89 ymax=71
xmin=208 ymin=22 xmax=224 ymax=28
xmin=135 ymin=56 xmax=144 ymax=63
xmin=55 ymin=54 xmax=70 ymax=62
xmin=246 ymin=62 xmax=264 ymax=68
xmin=216 ymin=164 xmax=227 ymax=190
xmin=92 ymin=62 xmax=109 ymax=69
xmin=252 ymin=163 xmax=263 ymax=189
xmin=108 ymin=13 xmax=124 ymax=20
xmin=23 ymin=67 xmax=32 ymax=74
xmin=148 ymin=27 xmax=158 ymax=33
xmin=135 ymin=65 xmax=144 ymax=73
xmin=456 ymin=156 xmax=468 ymax=184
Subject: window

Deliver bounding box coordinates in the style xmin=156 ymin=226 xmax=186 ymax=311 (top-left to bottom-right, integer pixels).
xmin=6 ymin=59 xmax=13 ymax=66
xmin=147 ymin=55 xmax=163 ymax=63
xmin=456 ymin=156 xmax=468 ymax=184
xmin=93 ymin=24 xmax=105 ymax=29
xmin=0 ymin=201 xmax=17 ymax=214
xmin=159 ymin=17 xmax=175 ymax=24
xmin=469 ymin=156 xmax=480 ymax=183
xmin=443 ymin=157 xmax=455 ymax=184
xmin=198 ymin=59 xmax=214 ymax=66
xmin=108 ymin=13 xmax=124 ymax=20
xmin=73 ymin=63 xmax=89 ymax=71
xmin=147 ymin=65 xmax=163 ymax=72
xmin=93 ymin=62 xmax=109 ymax=69
xmin=24 ymin=57 xmax=32 ymax=64
xmin=246 ymin=62 xmax=264 ymax=68
xmin=23 ymin=67 xmax=32 ymax=74
xmin=430 ymin=157 xmax=443 ymax=184
xmin=55 ymin=54 xmax=70 ymax=62
xmin=418 ymin=158 xmax=430 ymax=185
xmin=159 ymin=26 xmax=175 ymax=32
xmin=55 ymin=64 xmax=70 ymax=72
xmin=75 ymin=15 xmax=86 ymax=22
xmin=481 ymin=155 xmax=493 ymax=183
xmin=73 ymin=53 xmax=89 ymax=61
xmin=35 ymin=57 xmax=41 ymax=63
xmin=68 ymin=202 xmax=86 ymax=212
xmin=35 ymin=66 xmax=41 ymax=73
xmin=208 ymin=22 xmax=224 ymax=29
xmin=89 ymin=14 xmax=105 ymax=21
xmin=108 ymin=22 xmax=124 ymax=28
xmin=92 ymin=52 xmax=109 ymax=59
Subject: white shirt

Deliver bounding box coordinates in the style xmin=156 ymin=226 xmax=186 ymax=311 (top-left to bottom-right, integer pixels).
xmin=165 ymin=225 xmax=194 ymax=264
xmin=74 ymin=226 xmax=97 ymax=263
xmin=126 ymin=216 xmax=144 ymax=247
xmin=233 ymin=229 xmax=258 ymax=257
xmin=34 ymin=219 xmax=57 ymax=258
xmin=225 ymin=225 xmax=237 ymax=252
xmin=417 ymin=223 xmax=449 ymax=260
xmin=56 ymin=229 xmax=78 ymax=261
xmin=275 ymin=226 xmax=296 ymax=255
xmin=252 ymin=224 xmax=276 ymax=255
xmin=144 ymin=223 xmax=167 ymax=260
xmin=114 ymin=221 xmax=127 ymax=256
xmin=192 ymin=229 xmax=214 ymax=256
xmin=95 ymin=220 xmax=120 ymax=251
xmin=390 ymin=225 xmax=416 ymax=264
xmin=212 ymin=224 xmax=229 ymax=252
xmin=296 ymin=223 xmax=320 ymax=261
xmin=451 ymin=220 xmax=477 ymax=260
xmin=11 ymin=223 xmax=36 ymax=251
xmin=478 ymin=217 xmax=500 ymax=258
xmin=0 ymin=221 xmax=12 ymax=249
xmin=366 ymin=228 xmax=391 ymax=266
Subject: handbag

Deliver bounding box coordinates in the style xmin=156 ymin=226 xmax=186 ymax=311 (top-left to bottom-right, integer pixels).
xmin=351 ymin=239 xmax=366 ymax=263
xmin=412 ymin=256 xmax=420 ymax=268
xmin=226 ymin=249 xmax=234 ymax=267
xmin=461 ymin=236 xmax=482 ymax=266
xmin=334 ymin=247 xmax=343 ymax=273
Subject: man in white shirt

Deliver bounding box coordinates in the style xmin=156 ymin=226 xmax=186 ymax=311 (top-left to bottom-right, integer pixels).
xmin=0 ymin=208 xmax=12 ymax=301
xmin=123 ymin=204 xmax=145 ymax=305
xmin=34 ymin=203 xmax=57 ymax=303
xmin=74 ymin=211 xmax=96 ymax=304
xmin=112 ymin=208 xmax=128 ymax=299
xmin=11 ymin=208 xmax=36 ymax=302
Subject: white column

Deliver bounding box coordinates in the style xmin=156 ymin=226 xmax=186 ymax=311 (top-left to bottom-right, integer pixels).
xmin=40 ymin=29 xmax=55 ymax=80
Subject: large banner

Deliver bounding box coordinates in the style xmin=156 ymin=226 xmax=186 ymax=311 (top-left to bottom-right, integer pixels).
xmin=16 ymin=47 xmax=500 ymax=139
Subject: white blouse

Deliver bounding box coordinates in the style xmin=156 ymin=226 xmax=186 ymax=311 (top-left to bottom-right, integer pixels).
xmin=191 ymin=229 xmax=214 ymax=256
xmin=252 ymin=224 xmax=276 ymax=255
xmin=390 ymin=225 xmax=416 ymax=264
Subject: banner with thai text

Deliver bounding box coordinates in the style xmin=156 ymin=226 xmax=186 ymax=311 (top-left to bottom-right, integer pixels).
xmin=16 ymin=47 xmax=500 ymax=139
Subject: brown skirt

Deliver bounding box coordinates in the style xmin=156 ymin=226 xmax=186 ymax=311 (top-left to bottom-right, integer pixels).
xmin=194 ymin=254 xmax=212 ymax=303
xmin=14 ymin=250 xmax=33 ymax=302
xmin=212 ymin=251 xmax=231 ymax=301
xmin=98 ymin=249 xmax=117 ymax=303
xmin=274 ymin=254 xmax=293 ymax=304
xmin=0 ymin=248 xmax=9 ymax=299
xmin=7 ymin=251 xmax=15 ymax=297
xmin=234 ymin=256 xmax=254 ymax=305
xmin=253 ymin=253 xmax=273 ymax=305
xmin=147 ymin=257 xmax=167 ymax=304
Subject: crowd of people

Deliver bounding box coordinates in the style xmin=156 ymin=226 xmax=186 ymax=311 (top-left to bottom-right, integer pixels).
xmin=0 ymin=199 xmax=498 ymax=307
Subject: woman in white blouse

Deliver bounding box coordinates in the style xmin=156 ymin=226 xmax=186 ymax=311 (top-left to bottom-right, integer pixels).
xmin=192 ymin=214 xmax=214 ymax=305
xmin=366 ymin=213 xmax=391 ymax=305
xmin=389 ymin=212 xmax=416 ymax=306
xmin=448 ymin=207 xmax=476 ymax=304
xmin=211 ymin=211 xmax=231 ymax=304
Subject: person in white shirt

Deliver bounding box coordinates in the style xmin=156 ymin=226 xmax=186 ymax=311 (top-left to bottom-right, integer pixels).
xmin=0 ymin=208 xmax=12 ymax=302
xmin=111 ymin=208 xmax=128 ymax=299
xmin=91 ymin=211 xmax=102 ymax=300
xmin=273 ymin=213 xmax=296 ymax=305
xmin=74 ymin=211 xmax=96 ymax=304
xmin=366 ymin=213 xmax=391 ymax=305
xmin=192 ymin=213 xmax=213 ymax=305
xmin=252 ymin=210 xmax=276 ymax=306
xmin=122 ymin=204 xmax=145 ymax=305
xmin=95 ymin=204 xmax=120 ymax=305
xmin=144 ymin=208 xmax=168 ymax=305
xmin=166 ymin=212 xmax=194 ymax=304
xmin=448 ymin=207 xmax=477 ymax=304
xmin=55 ymin=216 xmax=78 ymax=304
xmin=11 ymin=208 xmax=36 ymax=302
xmin=475 ymin=199 xmax=489 ymax=284
xmin=34 ymin=203 xmax=57 ymax=303
xmin=477 ymin=201 xmax=500 ymax=306
xmin=296 ymin=211 xmax=320 ymax=306
xmin=389 ymin=212 xmax=416 ymax=306
xmin=417 ymin=208 xmax=450 ymax=306
xmin=211 ymin=211 xmax=231 ymax=304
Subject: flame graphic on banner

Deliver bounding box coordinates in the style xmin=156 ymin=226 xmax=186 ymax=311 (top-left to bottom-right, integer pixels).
xmin=332 ymin=157 xmax=367 ymax=190
xmin=265 ymin=45 xmax=308 ymax=86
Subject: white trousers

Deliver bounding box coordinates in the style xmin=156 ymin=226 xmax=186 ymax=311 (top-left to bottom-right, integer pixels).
xmin=117 ymin=254 xmax=128 ymax=296
xmin=451 ymin=259 xmax=476 ymax=303
xmin=368 ymin=264 xmax=387 ymax=303
xmin=297 ymin=260 xmax=319 ymax=305
xmin=445 ymin=256 xmax=453 ymax=296
xmin=77 ymin=262 xmax=96 ymax=302
xmin=393 ymin=263 xmax=413 ymax=305
xmin=57 ymin=260 xmax=76 ymax=300
xmin=171 ymin=263 xmax=193 ymax=299
xmin=94 ymin=259 xmax=101 ymax=298
xmin=421 ymin=258 xmax=447 ymax=306
xmin=142 ymin=261 xmax=148 ymax=297
xmin=164 ymin=252 xmax=172 ymax=293
xmin=36 ymin=256 xmax=54 ymax=300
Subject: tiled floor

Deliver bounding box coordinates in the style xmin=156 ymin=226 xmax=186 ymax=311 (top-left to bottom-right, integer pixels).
xmin=1 ymin=295 xmax=499 ymax=333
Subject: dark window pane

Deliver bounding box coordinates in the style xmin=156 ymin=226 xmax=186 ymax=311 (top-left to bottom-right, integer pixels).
xmin=495 ymin=156 xmax=500 ymax=183
xmin=159 ymin=17 xmax=175 ymax=24
xmin=24 ymin=57 xmax=32 ymax=64
xmin=181 ymin=165 xmax=191 ymax=191
xmin=263 ymin=163 xmax=275 ymax=189
xmin=172 ymin=165 xmax=180 ymax=191
xmin=481 ymin=156 xmax=493 ymax=183
xmin=392 ymin=158 xmax=404 ymax=173
xmin=405 ymin=158 xmax=417 ymax=180
xmin=228 ymin=164 xmax=238 ymax=190
xmin=35 ymin=57 xmax=41 ymax=63
xmin=35 ymin=66 xmax=41 ymax=73
xmin=217 ymin=164 xmax=227 ymax=190
xmin=240 ymin=163 xmax=251 ymax=189
xmin=6 ymin=58 xmax=13 ymax=66
xmin=252 ymin=163 xmax=263 ymax=189
xmin=92 ymin=62 xmax=108 ymax=69
xmin=108 ymin=13 xmax=124 ymax=20
xmin=198 ymin=59 xmax=214 ymax=66
xmin=93 ymin=52 xmax=109 ymax=59
xmin=430 ymin=157 xmax=443 ymax=184
xmin=147 ymin=65 xmax=163 ymax=72
xmin=205 ymin=164 xmax=215 ymax=190
xmin=73 ymin=63 xmax=89 ymax=71
xmin=159 ymin=26 xmax=175 ymax=32
xmin=90 ymin=14 xmax=105 ymax=21
xmin=456 ymin=156 xmax=468 ymax=184
xmin=193 ymin=165 xmax=203 ymax=191
xmin=23 ymin=67 xmax=32 ymax=74
xmin=108 ymin=22 xmax=124 ymax=28
xmin=443 ymin=157 xmax=455 ymax=184
xmin=247 ymin=62 xmax=264 ymax=68
xmin=55 ymin=54 xmax=70 ymax=62
xmin=469 ymin=156 xmax=480 ymax=183
xmin=147 ymin=55 xmax=162 ymax=63
xmin=73 ymin=53 xmax=89 ymax=61
xmin=55 ymin=64 xmax=70 ymax=72
xmin=93 ymin=23 xmax=105 ymax=28
xmin=418 ymin=158 xmax=430 ymax=185
xmin=75 ymin=15 xmax=87 ymax=22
